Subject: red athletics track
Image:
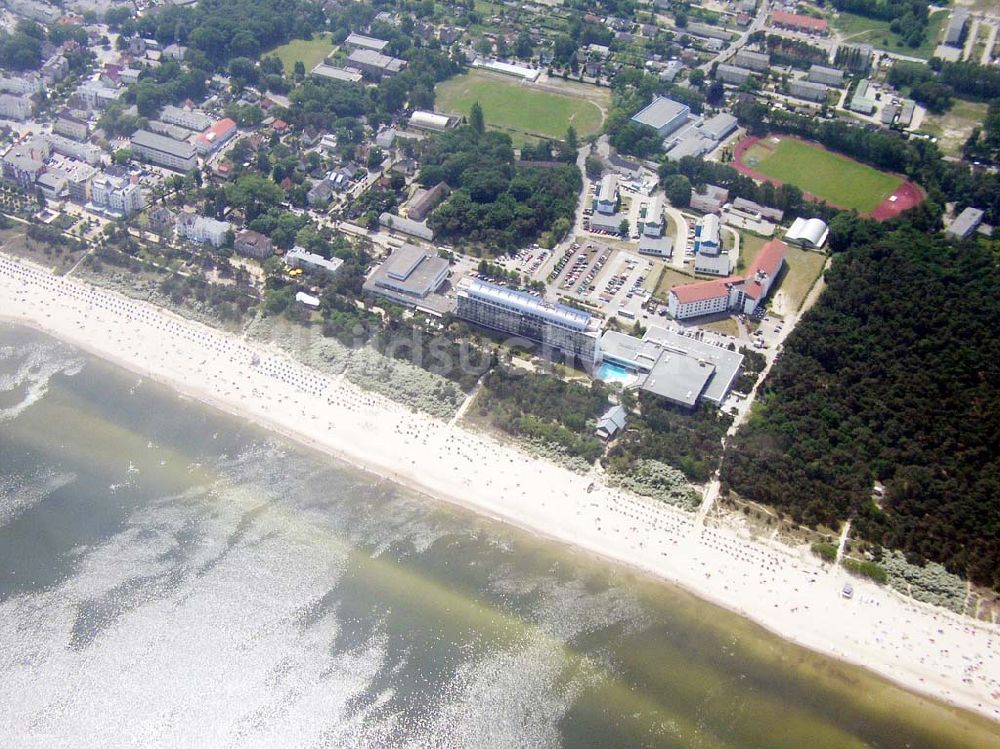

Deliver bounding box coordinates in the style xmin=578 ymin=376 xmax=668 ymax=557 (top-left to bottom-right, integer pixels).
xmin=731 ymin=135 xmax=924 ymax=221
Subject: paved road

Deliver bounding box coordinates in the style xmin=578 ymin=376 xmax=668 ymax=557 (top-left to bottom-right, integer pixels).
xmin=698 ymin=2 xmax=772 ymax=72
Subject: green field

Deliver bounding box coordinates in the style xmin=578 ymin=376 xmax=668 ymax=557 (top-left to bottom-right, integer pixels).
xmin=436 ymin=71 xmax=605 ymax=141
xmin=266 ymin=33 xmax=335 ymax=74
xmin=832 ymin=10 xmax=947 ymax=60
xmin=742 ymin=137 xmax=902 ymax=213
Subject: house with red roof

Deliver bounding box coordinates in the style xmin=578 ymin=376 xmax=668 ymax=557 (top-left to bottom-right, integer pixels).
xmin=771 ymin=11 xmax=828 ymax=35
xmin=194 ymin=117 xmax=237 ymax=155
xmin=668 ymin=240 xmax=788 ymax=320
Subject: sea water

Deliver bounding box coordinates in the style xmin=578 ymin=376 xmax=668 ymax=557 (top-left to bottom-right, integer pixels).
xmin=1 ymin=323 xmax=997 ymax=748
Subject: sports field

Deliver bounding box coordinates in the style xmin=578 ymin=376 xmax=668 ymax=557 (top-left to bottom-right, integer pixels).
xmin=266 ymin=33 xmax=335 ymax=74
xmin=436 ymin=71 xmax=605 ymax=140
xmin=737 ymin=137 xmax=903 ymax=213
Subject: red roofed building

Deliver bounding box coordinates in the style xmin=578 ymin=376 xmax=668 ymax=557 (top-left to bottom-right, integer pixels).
xmin=194 ymin=117 xmax=237 ymax=155
xmin=771 ymin=11 xmax=828 ymax=35
xmin=668 ymin=240 xmax=788 ymax=320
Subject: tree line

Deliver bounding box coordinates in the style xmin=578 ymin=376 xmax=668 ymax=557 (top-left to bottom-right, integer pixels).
xmin=721 ymin=227 xmax=1000 ymax=588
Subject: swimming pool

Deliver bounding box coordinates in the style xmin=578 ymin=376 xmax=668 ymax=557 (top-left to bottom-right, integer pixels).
xmin=595 ymin=361 xmax=638 ymax=386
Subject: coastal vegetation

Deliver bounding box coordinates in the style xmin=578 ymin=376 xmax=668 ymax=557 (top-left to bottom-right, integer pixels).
xmin=470 ymin=366 xmax=609 ymax=465
xmin=606 ymin=394 xmax=733 ymax=484
xmin=722 ymin=227 xmax=1000 ymax=588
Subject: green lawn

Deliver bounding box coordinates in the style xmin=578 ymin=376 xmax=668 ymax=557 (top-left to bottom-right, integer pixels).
xmin=831 ymin=10 xmax=947 ymax=60
xmin=744 ymin=137 xmax=903 ymax=213
xmin=436 ymin=71 xmax=605 ymax=140
xmin=266 ymin=33 xmax=335 ymax=74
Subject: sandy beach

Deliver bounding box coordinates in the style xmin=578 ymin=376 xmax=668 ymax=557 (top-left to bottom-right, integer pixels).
xmin=2 ymin=253 xmax=999 ymax=722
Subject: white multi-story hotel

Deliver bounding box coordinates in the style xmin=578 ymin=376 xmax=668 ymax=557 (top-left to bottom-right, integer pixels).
xmin=669 ymin=239 xmax=787 ymax=319
xmin=456 ymin=279 xmax=601 ymax=366
xmin=90 ymin=174 xmax=145 ymax=218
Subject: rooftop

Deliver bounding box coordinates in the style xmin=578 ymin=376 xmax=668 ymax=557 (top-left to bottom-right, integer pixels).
xmin=461 ymin=278 xmax=597 ymax=332
xmin=130 ymin=129 xmax=197 ymax=158
xmin=631 ymin=96 xmax=690 ymax=130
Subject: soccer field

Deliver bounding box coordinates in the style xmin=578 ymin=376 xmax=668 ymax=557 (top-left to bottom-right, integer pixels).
xmin=436 ymin=72 xmax=605 ymax=140
xmin=266 ymin=34 xmax=335 ymax=74
xmin=741 ymin=138 xmax=903 ymax=213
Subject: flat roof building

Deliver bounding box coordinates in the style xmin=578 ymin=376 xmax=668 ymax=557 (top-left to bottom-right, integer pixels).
xmin=599 ymin=328 xmax=743 ymax=407
xmin=456 ymin=278 xmax=601 ymax=366
xmin=364 ymin=243 xmax=450 ymax=306
xmin=734 ymin=49 xmax=770 ymax=72
xmin=310 ymin=63 xmax=363 ymax=84
xmin=716 ymin=64 xmax=751 ymax=85
xmin=701 ymin=113 xmax=738 ymax=142
xmin=380 ymin=212 xmax=434 ymax=241
xmin=345 ymin=33 xmax=390 ymax=52
xmin=160 ymin=105 xmax=213 ymax=132
xmin=130 ymin=129 xmax=198 ymax=172
xmin=808 ymin=65 xmax=845 ymax=86
xmin=630 ymin=96 xmax=691 ymax=138
xmin=347 ymin=49 xmax=407 ymax=78
xmin=946 ymin=206 xmax=984 ymax=240
xmin=944 ymin=9 xmax=970 ymax=47
xmin=789 ymin=79 xmax=829 ymax=103
xmin=286 ymin=246 xmax=345 ymax=276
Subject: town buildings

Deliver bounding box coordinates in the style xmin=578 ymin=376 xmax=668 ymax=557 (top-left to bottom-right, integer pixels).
xmin=89 ymin=174 xmax=144 ymax=218
xmin=234 ymin=229 xmax=274 ymax=259
xmin=177 ymin=212 xmax=231 ymax=247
